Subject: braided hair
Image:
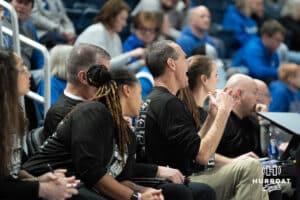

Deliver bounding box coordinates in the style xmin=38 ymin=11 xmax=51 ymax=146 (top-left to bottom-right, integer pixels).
xmin=87 ymin=65 xmax=130 ymax=159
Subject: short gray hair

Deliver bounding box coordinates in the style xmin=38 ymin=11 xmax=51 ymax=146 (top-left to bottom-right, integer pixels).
xmin=50 ymin=45 xmax=73 ymax=80
xmin=145 ymin=40 xmax=178 ymax=78
xmin=66 ymin=43 xmax=110 ymax=85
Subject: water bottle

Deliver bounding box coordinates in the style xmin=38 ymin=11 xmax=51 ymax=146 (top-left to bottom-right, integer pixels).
xmin=268 ymin=125 xmax=279 ymax=160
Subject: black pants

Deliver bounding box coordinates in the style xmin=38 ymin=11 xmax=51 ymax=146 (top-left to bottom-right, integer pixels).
xmin=72 ymin=181 xmax=216 ymax=200
xmin=157 ymin=181 xmax=216 ymax=200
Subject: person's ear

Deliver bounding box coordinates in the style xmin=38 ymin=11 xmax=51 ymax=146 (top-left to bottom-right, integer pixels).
xmin=236 ymin=88 xmax=242 ymax=99
xmin=200 ymin=74 xmax=207 ymax=84
xmin=77 ymin=70 xmax=88 ymax=85
xmin=122 ymin=84 xmax=130 ymax=98
xmin=225 ymin=87 xmax=241 ymax=100
xmin=166 ymin=58 xmax=176 ymax=71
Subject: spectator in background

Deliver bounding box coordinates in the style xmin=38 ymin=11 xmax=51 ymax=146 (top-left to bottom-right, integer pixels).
xmin=131 ymin=0 xmax=188 ymax=39
xmin=123 ymin=11 xmax=160 ymax=99
xmin=37 ymin=44 xmax=73 ymax=116
xmin=254 ymin=78 xmax=272 ymax=107
xmin=176 ymin=6 xmax=220 ymax=57
xmin=232 ymin=20 xmax=285 ymax=83
xmin=42 ymin=44 xmax=110 ymax=139
xmin=123 ymin=11 xmax=159 ymax=61
xmin=28 ymin=0 xmax=76 ymax=49
xmin=223 ymin=0 xmax=258 ymax=48
xmin=250 ymin=0 xmax=289 ymax=64
xmin=279 ymin=0 xmax=300 ymax=64
xmin=76 ymin=0 xmax=145 ymax=70
xmin=4 ymin=0 xmax=44 ymax=70
xmin=250 ymin=0 xmax=269 ymax=28
xmin=269 ymin=63 xmax=300 ymax=112
xmin=0 ymin=48 xmax=79 ymax=200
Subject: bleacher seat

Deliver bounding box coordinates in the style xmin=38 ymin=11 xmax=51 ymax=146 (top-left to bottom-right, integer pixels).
xmin=76 ymin=7 xmax=99 ymax=34
xmin=62 ymin=0 xmax=74 ymax=9
xmin=73 ymin=2 xmax=97 ymax=10
xmin=210 ymin=25 xmax=236 ymax=58
xmin=84 ymin=0 xmax=107 ymax=9
xmin=66 ymin=8 xmax=83 ymax=34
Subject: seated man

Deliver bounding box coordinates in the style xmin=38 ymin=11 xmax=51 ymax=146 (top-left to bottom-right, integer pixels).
xmin=43 ymin=43 xmax=111 ymax=139
xmin=176 ymin=6 xmax=220 ymax=57
xmin=137 ymin=40 xmax=268 ymax=200
xmin=217 ymin=74 xmax=266 ymax=157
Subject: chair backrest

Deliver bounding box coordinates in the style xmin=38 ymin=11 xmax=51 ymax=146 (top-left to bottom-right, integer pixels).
xmin=26 ymin=126 xmax=46 ymax=158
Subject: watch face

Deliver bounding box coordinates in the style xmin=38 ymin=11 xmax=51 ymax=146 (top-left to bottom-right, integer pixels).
xmin=130 ymin=192 xmax=139 ymax=200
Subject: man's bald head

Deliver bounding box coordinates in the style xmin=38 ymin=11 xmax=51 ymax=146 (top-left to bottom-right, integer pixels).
xmin=190 ymin=6 xmax=209 ymax=18
xmin=225 ymin=74 xmax=258 ymax=117
xmin=189 ymin=6 xmax=211 ymax=32
xmin=254 ymin=79 xmax=272 ymax=106
xmin=225 ymin=74 xmax=255 ymax=89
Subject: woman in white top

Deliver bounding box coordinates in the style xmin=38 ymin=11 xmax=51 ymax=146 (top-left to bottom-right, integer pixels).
xmin=75 ymin=0 xmax=145 ymax=69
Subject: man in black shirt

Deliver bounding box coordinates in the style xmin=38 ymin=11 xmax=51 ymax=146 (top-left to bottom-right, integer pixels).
xmin=139 ymin=40 xmax=268 ymax=200
xmin=217 ymin=74 xmax=266 ymax=158
xmin=43 ymin=43 xmax=111 ymax=138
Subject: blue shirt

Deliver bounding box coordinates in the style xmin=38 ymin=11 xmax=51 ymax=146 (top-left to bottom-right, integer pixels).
xmin=269 ymin=80 xmax=300 ymax=112
xmin=123 ymin=34 xmax=154 ymax=98
xmin=37 ymin=76 xmax=67 ymax=115
xmin=176 ymin=26 xmax=216 ymax=56
xmin=222 ymin=4 xmax=258 ymax=47
xmin=232 ymin=37 xmax=279 ymax=80
xmin=123 ymin=34 xmax=145 ymax=63
xmin=136 ymin=67 xmax=154 ymax=99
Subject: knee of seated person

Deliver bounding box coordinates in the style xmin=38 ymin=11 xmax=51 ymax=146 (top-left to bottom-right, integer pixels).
xmin=236 ymin=158 xmax=263 ymax=177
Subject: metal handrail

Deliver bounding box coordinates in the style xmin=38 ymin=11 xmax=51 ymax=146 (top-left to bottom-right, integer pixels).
xmin=0 ymin=0 xmax=20 ymax=55
xmin=1 ymin=25 xmax=51 ymax=115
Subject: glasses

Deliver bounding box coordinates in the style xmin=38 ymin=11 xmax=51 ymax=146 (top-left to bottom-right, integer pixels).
xmin=138 ymin=27 xmax=157 ymax=34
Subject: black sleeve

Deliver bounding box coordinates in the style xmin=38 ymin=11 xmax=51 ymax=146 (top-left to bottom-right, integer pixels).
xmin=70 ymin=102 xmax=114 ymax=187
xmin=0 ymin=176 xmax=39 ymax=199
xmin=162 ymin=98 xmax=201 ymax=160
xmin=43 ymin=108 xmax=58 ymax=139
xmin=132 ymin=163 xmax=158 ymax=178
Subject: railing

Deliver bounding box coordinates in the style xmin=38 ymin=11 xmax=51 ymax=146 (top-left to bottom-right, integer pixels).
xmin=0 ymin=0 xmax=51 ymax=116
xmin=0 ymin=0 xmax=20 ymax=54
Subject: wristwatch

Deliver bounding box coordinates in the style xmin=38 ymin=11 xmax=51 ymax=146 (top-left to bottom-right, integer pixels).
xmin=130 ymin=192 xmax=141 ymax=200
